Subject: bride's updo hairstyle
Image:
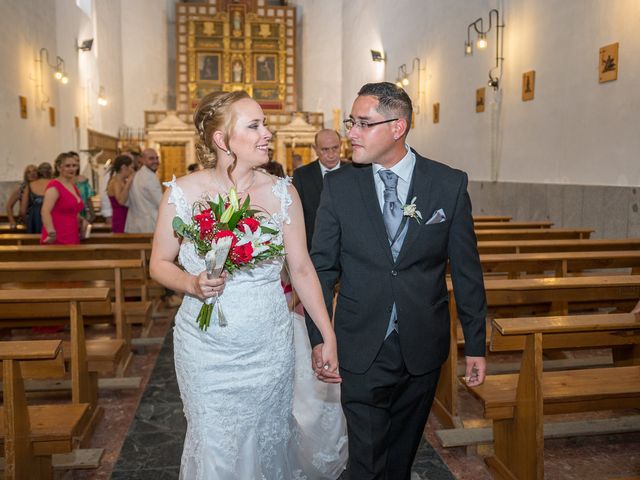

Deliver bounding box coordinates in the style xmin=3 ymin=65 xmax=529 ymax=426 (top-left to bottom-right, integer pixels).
xmin=193 ymin=90 xmax=251 ymax=180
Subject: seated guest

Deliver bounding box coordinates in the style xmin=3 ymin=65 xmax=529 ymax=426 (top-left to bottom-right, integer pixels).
xmin=6 ymin=164 xmax=38 ymax=229
xmin=106 ymin=155 xmax=135 ymax=233
xmin=68 ymin=151 xmax=96 ymax=223
xmin=20 ymin=162 xmax=53 ymax=233
xmin=41 ymin=153 xmax=86 ymax=245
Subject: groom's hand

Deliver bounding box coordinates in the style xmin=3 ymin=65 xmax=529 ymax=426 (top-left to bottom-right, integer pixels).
xmin=463 ymin=356 xmax=486 ymax=387
xmin=311 ymin=344 xmax=341 ymax=383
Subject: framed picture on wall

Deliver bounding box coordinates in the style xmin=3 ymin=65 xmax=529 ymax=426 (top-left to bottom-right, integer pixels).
xmin=433 ymin=102 xmax=440 ymax=123
xmin=522 ymin=70 xmax=535 ymax=101
xmin=254 ymin=54 xmax=277 ymax=83
xmin=49 ymin=107 xmax=55 ymax=126
xmin=18 ymin=96 xmax=27 ymax=119
xmin=599 ymin=42 xmax=618 ymax=83
xmin=476 ymin=88 xmax=485 ymax=113
xmin=197 ymin=52 xmax=220 ymax=82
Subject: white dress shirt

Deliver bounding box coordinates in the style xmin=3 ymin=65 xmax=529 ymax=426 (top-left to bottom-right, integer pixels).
xmin=319 ymin=162 xmax=341 ymax=177
xmin=372 ymin=145 xmax=416 ymax=211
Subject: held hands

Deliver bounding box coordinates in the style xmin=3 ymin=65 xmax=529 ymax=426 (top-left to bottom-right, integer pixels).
xmin=311 ymin=342 xmax=341 ymax=384
xmin=43 ymin=231 xmax=57 ymax=244
xmin=191 ymin=270 xmax=227 ymax=301
xmin=463 ymin=355 xmax=486 ymax=387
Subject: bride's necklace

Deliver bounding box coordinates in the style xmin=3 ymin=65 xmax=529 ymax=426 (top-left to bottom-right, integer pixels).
xmin=209 ymin=169 xmax=256 ymax=196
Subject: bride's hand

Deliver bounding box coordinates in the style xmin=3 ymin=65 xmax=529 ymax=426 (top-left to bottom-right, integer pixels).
xmin=317 ymin=340 xmax=341 ymax=384
xmin=191 ymin=271 xmax=227 ymax=301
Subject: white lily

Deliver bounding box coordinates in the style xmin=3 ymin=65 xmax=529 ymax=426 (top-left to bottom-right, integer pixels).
xmin=236 ymin=224 xmax=273 ymax=257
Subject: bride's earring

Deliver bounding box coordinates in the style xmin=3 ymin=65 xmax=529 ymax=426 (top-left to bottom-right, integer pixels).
xmin=226 ymin=150 xmax=231 ymax=156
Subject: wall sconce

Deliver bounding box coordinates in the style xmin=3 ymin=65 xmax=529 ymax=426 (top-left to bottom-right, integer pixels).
xmin=394 ymin=57 xmax=425 ymax=113
xmin=77 ymin=38 xmax=94 ymax=52
xmin=464 ymin=9 xmax=505 ymax=90
xmin=97 ymin=86 xmax=108 ymax=106
xmin=370 ymin=49 xmax=385 ymax=62
xmin=38 ymin=48 xmax=69 ymax=84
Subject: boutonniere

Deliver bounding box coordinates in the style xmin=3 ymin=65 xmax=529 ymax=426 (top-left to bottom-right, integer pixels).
xmin=402 ymin=197 xmax=423 ymax=223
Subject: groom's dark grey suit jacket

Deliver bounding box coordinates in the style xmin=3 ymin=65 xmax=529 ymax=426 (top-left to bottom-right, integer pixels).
xmin=305 ymin=152 xmax=487 ymax=375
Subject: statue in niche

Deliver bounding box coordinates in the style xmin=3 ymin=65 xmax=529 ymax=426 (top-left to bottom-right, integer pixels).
xmin=232 ymin=11 xmax=242 ymax=37
xmin=232 ymin=60 xmax=244 ymax=83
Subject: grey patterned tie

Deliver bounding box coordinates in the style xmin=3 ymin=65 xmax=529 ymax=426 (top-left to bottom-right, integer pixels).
xmin=379 ymin=170 xmax=402 ymax=242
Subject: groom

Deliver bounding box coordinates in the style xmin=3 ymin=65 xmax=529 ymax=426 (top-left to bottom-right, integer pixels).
xmin=305 ymin=82 xmax=487 ymax=479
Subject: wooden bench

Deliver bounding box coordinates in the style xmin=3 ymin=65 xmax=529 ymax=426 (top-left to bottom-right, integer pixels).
xmin=474 ymin=221 xmax=553 ymax=230
xmin=0 ymin=259 xmax=152 ymax=366
xmin=466 ymin=313 xmax=640 ymax=480
xmin=475 ymin=228 xmax=593 ymax=242
xmin=479 ymin=250 xmax=640 ymax=278
xmin=434 ymin=275 xmax=640 ymax=428
xmin=0 ymin=288 xmax=114 ymax=446
xmin=0 ymin=233 xmax=152 ymax=245
xmin=0 ymin=340 xmax=90 ymax=479
xmin=473 ymin=216 xmax=512 ymax=222
xmin=477 ymin=238 xmax=640 ymax=255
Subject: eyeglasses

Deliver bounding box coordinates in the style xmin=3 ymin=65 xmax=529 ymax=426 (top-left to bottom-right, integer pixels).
xmin=343 ymin=117 xmax=398 ymax=131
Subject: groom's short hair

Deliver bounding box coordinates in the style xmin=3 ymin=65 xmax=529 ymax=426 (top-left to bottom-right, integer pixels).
xmin=357 ymin=82 xmax=413 ymax=131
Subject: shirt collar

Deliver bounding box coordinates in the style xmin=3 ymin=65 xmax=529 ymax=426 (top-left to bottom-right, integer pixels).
xmin=320 ymin=161 xmax=340 ymax=176
xmin=372 ymin=145 xmax=415 ymax=184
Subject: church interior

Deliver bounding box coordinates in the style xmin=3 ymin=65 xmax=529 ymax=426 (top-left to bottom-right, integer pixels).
xmin=0 ymin=0 xmax=639 ymax=478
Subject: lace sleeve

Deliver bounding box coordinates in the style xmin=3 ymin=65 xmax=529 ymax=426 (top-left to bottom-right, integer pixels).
xmin=271 ymin=176 xmax=293 ymax=226
xmin=163 ymin=175 xmax=191 ymax=221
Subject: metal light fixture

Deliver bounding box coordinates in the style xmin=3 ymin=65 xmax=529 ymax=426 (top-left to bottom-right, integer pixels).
xmin=464 ymin=9 xmax=505 ymax=90
xmin=394 ymin=58 xmax=425 ymax=113
xmin=97 ymin=86 xmax=108 ymax=106
xmin=39 ymin=48 xmax=68 ymax=84
xmin=370 ymin=49 xmax=385 ymax=62
xmin=77 ymin=38 xmax=94 ymax=52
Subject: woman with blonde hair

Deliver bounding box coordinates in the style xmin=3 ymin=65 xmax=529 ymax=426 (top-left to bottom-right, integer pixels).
xmin=20 ymin=162 xmax=53 ymax=233
xmin=150 ymin=91 xmax=346 ymax=478
xmin=6 ymin=164 xmax=37 ymax=229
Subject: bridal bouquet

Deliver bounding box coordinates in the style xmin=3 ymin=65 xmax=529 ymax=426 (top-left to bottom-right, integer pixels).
xmin=172 ymin=188 xmax=284 ymax=330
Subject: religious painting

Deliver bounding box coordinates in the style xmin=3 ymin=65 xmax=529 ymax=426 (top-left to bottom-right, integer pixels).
xmin=476 ymin=87 xmax=485 ymax=113
xmin=49 ymin=106 xmax=55 ymax=126
xmin=522 ymin=70 xmax=535 ymax=101
xmin=18 ymin=96 xmax=27 ymax=119
xmin=255 ymin=54 xmax=277 ymax=83
xmin=599 ymin=42 xmax=618 ymax=83
xmin=74 ymin=116 xmax=80 ymax=128
xmin=197 ymin=53 xmax=220 ymax=82
xmin=433 ymin=102 xmax=440 ymax=124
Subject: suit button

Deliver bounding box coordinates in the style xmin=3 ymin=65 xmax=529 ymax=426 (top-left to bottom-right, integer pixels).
xmin=391 ymin=270 xmax=398 ymax=276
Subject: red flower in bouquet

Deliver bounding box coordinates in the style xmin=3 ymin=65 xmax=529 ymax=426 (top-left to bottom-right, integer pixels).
xmin=194 ymin=209 xmax=215 ymax=239
xmin=237 ymin=217 xmax=260 ymax=233
xmin=231 ymin=243 xmax=253 ymax=264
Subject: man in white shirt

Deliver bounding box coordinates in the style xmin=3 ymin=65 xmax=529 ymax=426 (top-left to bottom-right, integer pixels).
xmin=292 ymin=129 xmax=342 ymax=249
xmin=125 ymin=148 xmax=162 ymax=233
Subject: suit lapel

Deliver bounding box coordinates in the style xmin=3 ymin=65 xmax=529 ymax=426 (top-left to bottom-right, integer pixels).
xmin=395 ymin=155 xmax=432 ymax=265
xmin=357 ymin=166 xmax=394 ymax=263
xmin=311 ymin=161 xmax=323 ymax=194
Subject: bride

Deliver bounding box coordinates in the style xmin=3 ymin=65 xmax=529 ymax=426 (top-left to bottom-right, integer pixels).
xmin=150 ymin=91 xmax=347 ymax=479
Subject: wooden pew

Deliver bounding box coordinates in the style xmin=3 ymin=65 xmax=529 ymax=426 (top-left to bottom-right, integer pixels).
xmin=479 ymin=250 xmax=640 ymax=278
xmin=477 ymin=238 xmax=640 ymax=255
xmin=0 ymin=340 xmax=90 ymax=479
xmin=0 ymin=233 xmax=152 ymax=245
xmin=473 ymin=216 xmax=512 ymax=222
xmin=466 ymin=313 xmax=640 ymax=480
xmin=474 ymin=221 xmax=553 ymax=230
xmin=0 ymin=288 xmax=114 ymax=445
xmin=475 ymin=228 xmax=593 ymax=241
xmin=0 ymin=259 xmax=152 ymax=366
xmin=434 ymin=275 xmax=640 ymax=428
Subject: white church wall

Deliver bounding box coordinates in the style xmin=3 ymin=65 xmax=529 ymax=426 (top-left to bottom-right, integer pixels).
xmin=339 ymin=0 xmax=640 ymax=188
xmin=290 ymin=0 xmax=342 ymax=129
xmin=121 ymin=0 xmax=170 ymax=129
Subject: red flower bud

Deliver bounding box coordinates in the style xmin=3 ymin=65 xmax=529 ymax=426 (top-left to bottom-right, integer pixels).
xmin=237 ymin=217 xmax=260 ymax=233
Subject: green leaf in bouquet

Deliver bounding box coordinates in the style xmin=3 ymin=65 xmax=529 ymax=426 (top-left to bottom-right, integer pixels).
xmin=241 ymin=195 xmax=251 ymax=211
xmin=260 ymin=226 xmax=279 ymax=235
xmin=227 ymin=211 xmax=244 ymax=229
xmin=172 ymin=216 xmax=189 ymax=238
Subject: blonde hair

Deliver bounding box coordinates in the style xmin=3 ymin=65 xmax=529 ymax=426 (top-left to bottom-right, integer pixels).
xmin=193 ymin=90 xmax=250 ymax=181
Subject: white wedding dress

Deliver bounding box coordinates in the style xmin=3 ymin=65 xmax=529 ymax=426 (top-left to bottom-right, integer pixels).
xmin=165 ymin=176 xmax=348 ymax=480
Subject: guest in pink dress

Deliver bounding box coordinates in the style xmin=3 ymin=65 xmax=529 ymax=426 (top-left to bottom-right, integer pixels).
xmin=41 ymin=153 xmax=86 ymax=245
xmin=106 ymin=155 xmax=135 ymax=233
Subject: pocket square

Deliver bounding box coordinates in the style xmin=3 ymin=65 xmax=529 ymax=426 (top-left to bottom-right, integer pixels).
xmin=426 ymin=208 xmax=446 ymax=225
